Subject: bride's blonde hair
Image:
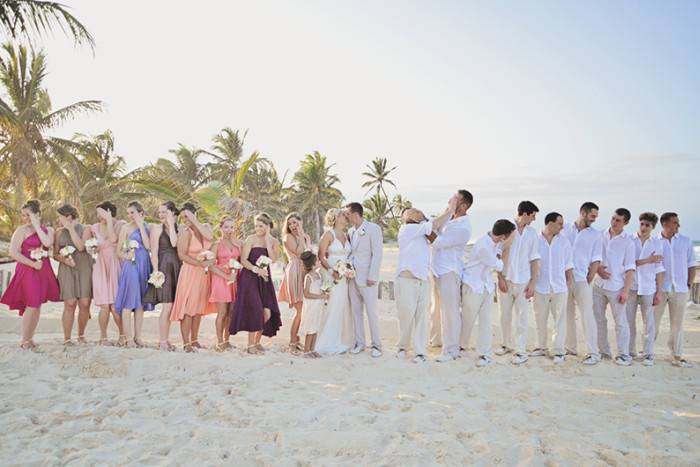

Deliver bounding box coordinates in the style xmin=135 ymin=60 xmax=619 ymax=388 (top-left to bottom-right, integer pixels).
xmin=324 ymin=208 xmax=342 ymax=228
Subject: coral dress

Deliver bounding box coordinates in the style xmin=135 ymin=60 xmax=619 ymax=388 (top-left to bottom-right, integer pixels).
xmin=115 ymin=226 xmax=154 ymax=314
xmin=0 ymin=227 xmax=60 ymax=315
xmin=229 ymin=246 xmax=282 ymax=337
xmin=209 ymin=240 xmax=241 ymax=304
xmin=170 ymin=230 xmax=215 ymax=321
xmin=91 ymin=223 xmax=121 ymax=307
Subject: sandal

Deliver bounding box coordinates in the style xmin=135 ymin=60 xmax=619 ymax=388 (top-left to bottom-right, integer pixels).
xmin=183 ymin=343 xmax=195 ymax=353
xmin=116 ymin=335 xmax=128 ymax=347
xmin=255 ymin=343 xmax=265 ymax=352
xmin=133 ymin=338 xmax=145 ymax=348
xmin=159 ymin=341 xmax=170 ymax=351
xmin=98 ymin=337 xmax=112 ymax=346
xmin=77 ymin=335 xmax=87 ymax=344
xmin=20 ymin=341 xmax=33 ymax=350
xmin=191 ymin=340 xmax=204 ymax=349
xmin=215 ymin=343 xmax=226 ymax=352
xmin=168 ymin=342 xmax=176 ymax=352
xmin=246 ymin=345 xmax=261 ymax=355
xmin=222 ymin=341 xmax=233 ymax=351
xmin=63 ymin=339 xmax=74 ymax=347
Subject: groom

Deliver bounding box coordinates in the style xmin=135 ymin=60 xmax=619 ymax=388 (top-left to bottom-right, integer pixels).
xmin=345 ymin=202 xmax=384 ymax=357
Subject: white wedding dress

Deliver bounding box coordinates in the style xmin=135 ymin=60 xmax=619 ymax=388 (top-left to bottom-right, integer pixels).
xmin=315 ymin=230 xmax=354 ymax=355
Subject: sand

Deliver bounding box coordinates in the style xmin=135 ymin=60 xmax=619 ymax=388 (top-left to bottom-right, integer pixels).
xmin=1 ymin=248 xmax=699 ymax=466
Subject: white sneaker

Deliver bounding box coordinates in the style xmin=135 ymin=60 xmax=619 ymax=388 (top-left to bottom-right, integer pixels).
xmin=614 ymin=355 xmax=632 ymax=366
xmin=552 ymin=355 xmax=564 ymax=364
xmin=511 ymin=353 xmax=528 ymax=365
xmin=459 ymin=348 xmax=467 ymax=358
xmin=350 ymin=344 xmax=364 ymax=355
xmin=370 ymin=347 xmax=382 ymax=358
xmin=529 ymin=348 xmax=547 ymax=357
xmin=494 ymin=346 xmax=511 ymax=356
xmin=672 ymin=358 xmax=692 ymax=368
xmin=412 ymin=354 xmax=427 ymax=364
xmin=476 ymin=355 xmax=492 ymax=367
xmin=642 ymin=356 xmax=654 ymax=367
xmin=435 ymin=353 xmax=457 ymax=363
xmin=581 ymin=354 xmax=600 ymax=365
xmin=395 ymin=349 xmax=406 ymax=359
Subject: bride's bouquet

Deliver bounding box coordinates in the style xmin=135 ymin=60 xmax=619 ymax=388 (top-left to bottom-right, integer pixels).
xmin=29 ymin=248 xmax=48 ymax=261
xmin=333 ymin=261 xmax=356 ymax=282
xmin=228 ymin=258 xmax=242 ymax=285
xmin=85 ymin=238 xmax=99 ymax=260
xmin=122 ymin=239 xmax=140 ymax=263
xmin=197 ymin=250 xmax=216 ymax=273
xmin=255 ymin=255 xmax=272 ymax=282
xmin=148 ymin=271 xmax=166 ymax=289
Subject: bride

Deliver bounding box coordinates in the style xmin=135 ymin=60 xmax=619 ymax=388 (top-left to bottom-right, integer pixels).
xmin=315 ymin=208 xmax=355 ymax=354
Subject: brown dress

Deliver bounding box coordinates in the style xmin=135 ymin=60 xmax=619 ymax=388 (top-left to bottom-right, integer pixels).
xmin=144 ymin=224 xmax=181 ymax=305
xmin=56 ymin=225 xmax=93 ymax=300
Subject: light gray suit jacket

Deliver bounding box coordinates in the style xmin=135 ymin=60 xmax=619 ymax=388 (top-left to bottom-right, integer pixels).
xmin=349 ymin=220 xmax=383 ymax=286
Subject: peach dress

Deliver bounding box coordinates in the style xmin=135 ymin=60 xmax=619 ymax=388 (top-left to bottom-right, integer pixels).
xmin=169 ymin=229 xmax=215 ymax=320
xmin=209 ymin=240 xmax=241 ymax=304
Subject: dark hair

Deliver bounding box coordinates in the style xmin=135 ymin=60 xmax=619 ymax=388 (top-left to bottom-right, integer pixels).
xmin=638 ymin=212 xmax=658 ymax=227
xmin=96 ymin=201 xmax=117 ymax=218
xmin=345 ymin=202 xmax=363 ymax=217
xmin=180 ymin=202 xmax=197 ymax=214
xmin=127 ymin=200 xmax=144 ymax=213
xmin=579 ymin=202 xmax=599 ymax=214
xmin=283 ymin=212 xmax=302 ymax=234
xmin=614 ymin=208 xmax=631 ymax=223
xmin=492 ymin=219 xmax=516 ymax=237
xmin=458 ymin=190 xmax=473 ymax=209
xmin=300 ymin=250 xmax=317 ymax=274
xmin=255 ymin=212 xmax=274 ymax=228
xmin=517 ymin=200 xmax=539 ymax=216
xmin=659 ymin=212 xmax=677 ymax=225
xmin=544 ymin=212 xmax=562 ymax=225
xmin=22 ymin=199 xmax=41 ymax=214
xmin=57 ymin=203 xmax=79 ymax=220
xmin=162 ymin=200 xmax=179 ymax=216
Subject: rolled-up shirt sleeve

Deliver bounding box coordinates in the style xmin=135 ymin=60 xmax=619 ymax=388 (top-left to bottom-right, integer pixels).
xmin=565 ymin=242 xmax=574 ymax=271
xmin=688 ymin=242 xmax=699 ymax=268
xmin=623 ymin=240 xmax=637 ymax=272
xmin=528 ymin=235 xmax=542 ymax=262
xmin=432 ymin=222 xmax=471 ymax=250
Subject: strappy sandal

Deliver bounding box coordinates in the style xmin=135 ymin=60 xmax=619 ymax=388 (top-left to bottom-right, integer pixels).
xmin=20 ymin=341 xmax=33 ymax=350
xmin=116 ymin=335 xmax=128 ymax=347
xmin=191 ymin=340 xmax=204 ymax=349
xmin=133 ymin=338 xmax=145 ymax=348
xmin=289 ymin=343 xmax=301 ymax=354
xmin=183 ymin=343 xmax=195 ymax=353
xmin=77 ymin=335 xmax=87 ymax=344
xmin=255 ymin=343 xmax=265 ymax=352
xmin=159 ymin=341 xmax=172 ymax=351
xmin=168 ymin=342 xmax=176 ymax=352
xmin=215 ymin=343 xmax=226 ymax=352
xmin=246 ymin=345 xmax=261 ymax=355
xmin=222 ymin=341 xmax=233 ymax=351
xmin=311 ymin=351 xmax=322 ymax=358
xmin=98 ymin=337 xmax=112 ymax=346
xmin=63 ymin=339 xmax=74 ymax=347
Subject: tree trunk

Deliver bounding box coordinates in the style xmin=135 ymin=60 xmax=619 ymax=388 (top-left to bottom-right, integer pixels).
xmin=15 ymin=172 xmax=26 ymax=210
xmin=315 ymin=208 xmax=322 ymax=242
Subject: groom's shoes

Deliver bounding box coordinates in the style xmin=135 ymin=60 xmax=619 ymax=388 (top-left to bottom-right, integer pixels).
xmin=350 ymin=344 xmax=364 ymax=355
xmin=371 ymin=346 xmax=383 ymax=358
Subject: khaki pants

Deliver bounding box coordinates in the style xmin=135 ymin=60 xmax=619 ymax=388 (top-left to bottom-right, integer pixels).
xmin=395 ymin=277 xmax=430 ymax=356
xmin=436 ymin=272 xmax=462 ymax=357
xmin=565 ymin=281 xmax=599 ymax=358
xmin=460 ymin=286 xmax=494 ymax=357
xmin=653 ymin=291 xmax=689 ymax=358
xmin=428 ymin=273 xmax=442 ymax=347
xmin=498 ymin=282 xmax=528 ymax=354
xmin=533 ymin=291 xmax=568 ymax=356
xmin=626 ymin=291 xmax=655 ymax=357
xmin=593 ymin=286 xmax=630 ymax=357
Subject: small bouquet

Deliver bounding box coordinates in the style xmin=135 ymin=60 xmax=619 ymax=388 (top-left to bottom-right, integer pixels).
xmin=333 ymin=261 xmax=355 ymax=282
xmin=255 ymin=255 xmax=272 ymax=282
xmin=85 ymin=238 xmax=99 ymax=260
xmin=320 ymin=275 xmax=334 ymax=305
xmin=59 ymin=245 xmax=76 ymax=266
xmin=228 ymin=258 xmax=242 ymax=285
xmin=148 ymin=271 xmax=166 ymax=289
xmin=30 ymin=248 xmax=48 ymax=261
xmin=122 ymin=239 xmax=140 ymax=263
xmin=198 ymin=250 xmax=216 ymax=273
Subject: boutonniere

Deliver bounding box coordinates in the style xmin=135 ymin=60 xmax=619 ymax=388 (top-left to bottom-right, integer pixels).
xmin=358 ymin=228 xmax=366 ymax=237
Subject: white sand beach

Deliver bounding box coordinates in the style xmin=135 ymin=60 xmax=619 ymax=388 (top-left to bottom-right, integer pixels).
xmin=1 ymin=249 xmax=699 ymax=466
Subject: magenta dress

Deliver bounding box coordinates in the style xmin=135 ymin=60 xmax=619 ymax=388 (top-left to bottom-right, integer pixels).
xmin=0 ymin=227 xmax=60 ymax=315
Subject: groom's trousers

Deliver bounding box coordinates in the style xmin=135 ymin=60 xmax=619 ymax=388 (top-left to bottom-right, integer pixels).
xmin=436 ymin=272 xmax=461 ymax=357
xmin=349 ymin=280 xmax=382 ymax=349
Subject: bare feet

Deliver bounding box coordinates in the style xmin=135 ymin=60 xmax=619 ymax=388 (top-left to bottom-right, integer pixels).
xmin=20 ymin=341 xmax=33 ymax=351
xmin=63 ymin=339 xmax=74 ymax=347
xmin=77 ymin=335 xmax=87 ymax=344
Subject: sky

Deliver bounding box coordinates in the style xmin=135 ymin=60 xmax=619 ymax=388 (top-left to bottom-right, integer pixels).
xmin=37 ymin=0 xmax=699 ymax=239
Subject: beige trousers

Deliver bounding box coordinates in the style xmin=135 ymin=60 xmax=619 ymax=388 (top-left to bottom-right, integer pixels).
xmin=498 ymin=282 xmax=528 ymax=354
xmin=533 ymin=291 xmax=568 ymax=356
xmin=395 ymin=277 xmax=430 ymax=356
xmin=460 ymin=286 xmax=494 ymax=357
xmin=653 ymin=291 xmax=689 ymax=358
xmin=565 ymin=280 xmax=599 ymax=358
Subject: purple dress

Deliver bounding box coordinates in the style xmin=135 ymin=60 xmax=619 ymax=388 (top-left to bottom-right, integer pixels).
xmin=115 ymin=226 xmax=154 ymax=314
xmin=229 ymin=246 xmax=282 ymax=337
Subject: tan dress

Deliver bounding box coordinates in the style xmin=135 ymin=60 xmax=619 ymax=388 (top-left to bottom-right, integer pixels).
xmin=56 ymin=225 xmax=93 ymax=300
xmin=279 ymin=235 xmax=306 ymax=307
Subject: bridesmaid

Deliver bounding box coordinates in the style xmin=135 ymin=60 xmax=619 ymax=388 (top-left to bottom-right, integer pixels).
xmin=143 ymin=201 xmax=181 ymax=351
xmin=86 ymin=201 xmax=125 ymax=345
xmin=209 ymin=215 xmax=242 ymax=351
xmin=169 ymin=203 xmax=215 ymax=352
xmin=53 ymin=204 xmax=92 ymax=346
xmin=114 ymin=201 xmax=153 ymax=347
xmin=229 ymin=212 xmax=282 ymax=354
xmin=279 ymin=212 xmax=311 ymax=353
xmin=0 ymin=200 xmax=60 ymax=349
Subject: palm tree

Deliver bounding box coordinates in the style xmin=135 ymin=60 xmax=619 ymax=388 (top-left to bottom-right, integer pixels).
xmin=0 ymin=0 xmax=95 ymax=49
xmin=206 ymin=128 xmax=248 ymax=185
xmin=291 ymin=151 xmax=343 ymax=241
xmin=0 ymin=43 xmax=102 ymax=209
xmin=392 ymin=194 xmax=412 ymax=215
xmin=362 ymin=192 xmax=390 ymax=229
xmin=135 ymin=144 xmax=209 ymax=203
xmin=361 ymin=157 xmax=397 ymax=218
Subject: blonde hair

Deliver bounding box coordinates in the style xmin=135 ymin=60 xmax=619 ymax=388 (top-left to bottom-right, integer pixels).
xmin=219 ymin=215 xmax=235 ymax=227
xmin=254 ymin=212 xmax=274 ymax=228
xmin=324 ymin=208 xmax=342 ymax=228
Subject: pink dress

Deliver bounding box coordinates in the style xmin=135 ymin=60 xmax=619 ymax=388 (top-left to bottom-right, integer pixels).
xmin=91 ymin=223 xmax=121 ymax=306
xmin=0 ymin=227 xmax=59 ymax=315
xmin=209 ymin=241 xmax=241 ymax=304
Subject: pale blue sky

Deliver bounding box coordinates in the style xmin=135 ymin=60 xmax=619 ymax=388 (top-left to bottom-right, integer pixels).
xmin=42 ymin=0 xmax=699 ymax=238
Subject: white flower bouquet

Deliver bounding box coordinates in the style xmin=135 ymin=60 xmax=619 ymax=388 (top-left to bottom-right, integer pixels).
xmin=59 ymin=245 xmax=76 ymax=258
xmin=148 ymin=271 xmax=166 ymax=289
xmin=29 ymin=248 xmax=48 ymax=261
xmin=122 ymin=239 xmax=140 ymax=263
xmin=85 ymin=238 xmax=99 ymax=260
xmin=333 ymin=261 xmax=355 ymax=281
xmin=255 ymin=255 xmax=272 ymax=282
xmin=227 ymin=258 xmax=242 ymax=284
xmin=197 ymin=250 xmax=216 ymax=273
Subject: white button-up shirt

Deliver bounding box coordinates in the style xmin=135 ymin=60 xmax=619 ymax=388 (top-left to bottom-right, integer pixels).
xmin=461 ymin=233 xmax=504 ymax=294
xmin=430 ymin=214 xmax=472 ymax=277
xmin=657 ymin=233 xmax=698 ymax=293
xmin=504 ymin=224 xmax=541 ymax=284
xmin=396 ymin=221 xmax=433 ymax=281
xmin=561 ymin=223 xmax=603 ymax=283
xmin=594 ymin=229 xmax=636 ymax=292
xmin=632 ymin=233 xmax=665 ymax=296
xmin=535 ymin=233 xmax=573 ymax=295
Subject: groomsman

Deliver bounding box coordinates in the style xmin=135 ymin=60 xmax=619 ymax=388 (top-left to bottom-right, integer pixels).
xmin=395 ymin=197 xmax=457 ymax=363
xmin=461 ymin=219 xmax=516 ymax=367
xmin=561 ymin=202 xmax=602 ymax=365
xmin=627 ymin=212 xmax=665 ymax=366
xmin=593 ymin=208 xmax=636 ymax=366
xmin=496 ymin=201 xmax=541 ymax=365
xmin=653 ymin=212 xmax=697 ymax=367
xmin=345 ymin=202 xmax=384 ymax=358
xmin=531 ymin=212 xmax=573 ymax=364
xmin=429 ymin=190 xmax=473 ymax=362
